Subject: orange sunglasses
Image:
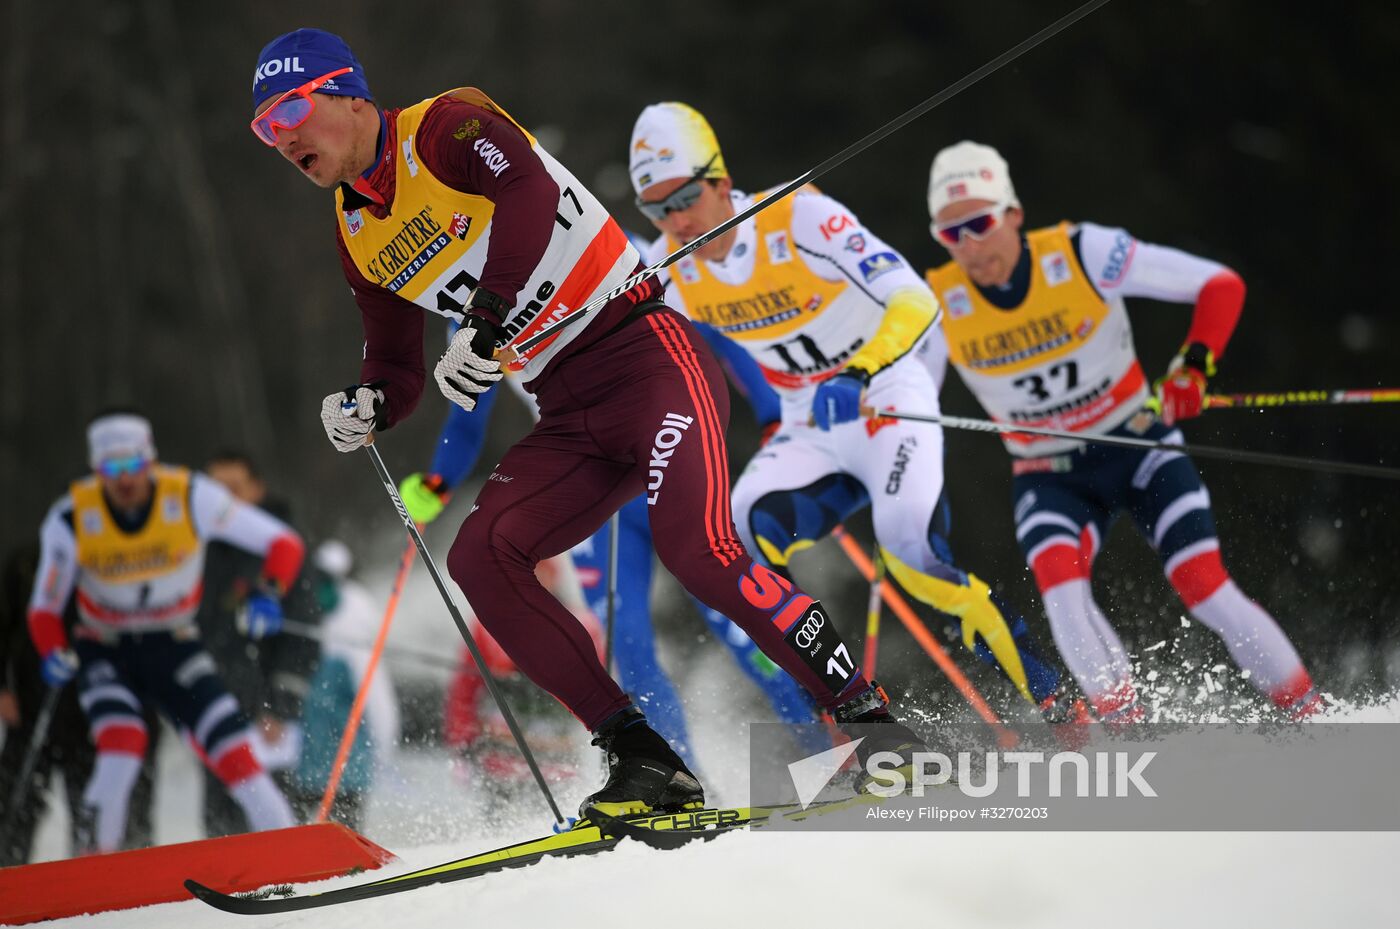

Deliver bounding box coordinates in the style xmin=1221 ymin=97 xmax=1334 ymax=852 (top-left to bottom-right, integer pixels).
xmin=250 ymin=66 xmax=354 ymax=146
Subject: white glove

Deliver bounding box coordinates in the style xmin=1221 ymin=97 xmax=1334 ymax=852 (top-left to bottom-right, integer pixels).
xmin=321 ymin=384 xmax=385 ymax=453
xmin=434 ymin=319 xmax=504 ymax=413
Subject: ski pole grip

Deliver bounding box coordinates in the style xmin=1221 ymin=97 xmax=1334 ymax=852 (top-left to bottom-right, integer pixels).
xmin=803 ymin=403 xmax=884 ymax=429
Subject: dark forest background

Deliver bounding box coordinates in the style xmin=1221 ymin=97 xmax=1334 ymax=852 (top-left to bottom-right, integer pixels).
xmin=3 ymin=0 xmax=1397 ymax=708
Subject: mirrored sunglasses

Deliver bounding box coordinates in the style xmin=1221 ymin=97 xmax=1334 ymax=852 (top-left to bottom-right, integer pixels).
xmin=635 ymin=155 xmax=719 ymax=222
xmin=98 ymin=455 xmax=150 ymax=478
xmin=931 ymin=201 xmax=1012 ymax=247
xmin=250 ymin=67 xmax=354 ymax=146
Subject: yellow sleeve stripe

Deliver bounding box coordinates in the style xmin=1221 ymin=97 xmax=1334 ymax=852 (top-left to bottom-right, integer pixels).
xmin=846 ymin=286 xmax=939 ymax=378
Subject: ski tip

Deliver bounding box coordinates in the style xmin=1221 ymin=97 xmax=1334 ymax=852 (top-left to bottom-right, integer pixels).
xmin=184 ymin=878 xmax=303 ymax=914
xmin=184 ymin=879 xmax=217 ymax=900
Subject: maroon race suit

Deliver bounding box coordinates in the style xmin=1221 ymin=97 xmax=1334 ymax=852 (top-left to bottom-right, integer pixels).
xmin=336 ymin=94 xmax=873 ymax=729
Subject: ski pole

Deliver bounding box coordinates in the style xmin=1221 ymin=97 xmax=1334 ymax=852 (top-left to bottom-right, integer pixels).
xmin=502 ymin=0 xmax=1115 ymax=360
xmin=831 ymin=527 xmax=1019 ymax=749
xmin=862 ymin=544 xmax=884 ymax=677
xmin=1206 ymin=388 xmax=1400 ymax=410
xmin=314 ymin=534 xmax=414 ymax=824
xmin=361 ymin=437 xmax=567 ymax=825
xmin=604 ymin=511 xmax=619 ymax=676
xmin=1 ymin=685 xmax=63 ymax=843
xmin=864 ymin=407 xmax=1400 ymax=482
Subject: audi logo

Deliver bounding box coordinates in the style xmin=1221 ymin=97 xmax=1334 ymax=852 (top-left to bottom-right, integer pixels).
xmin=794 ymin=609 xmax=825 ymax=648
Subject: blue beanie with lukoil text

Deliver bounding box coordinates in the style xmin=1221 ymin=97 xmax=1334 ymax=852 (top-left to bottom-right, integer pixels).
xmin=252 ymin=28 xmax=372 ymax=111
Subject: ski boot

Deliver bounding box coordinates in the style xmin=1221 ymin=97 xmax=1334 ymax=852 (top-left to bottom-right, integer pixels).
xmin=1039 ymin=684 xmax=1093 ymax=750
xmin=1090 ymin=681 xmax=1145 ymax=733
xmin=581 ymin=706 xmax=704 ymax=820
xmin=833 ymin=682 xmax=928 ymax=794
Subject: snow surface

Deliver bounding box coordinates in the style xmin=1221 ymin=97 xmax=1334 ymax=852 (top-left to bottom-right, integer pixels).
xmin=22 ymin=555 xmax=1400 ymax=928
xmin=37 ymin=830 xmax=1400 ymax=929
xmin=28 ymin=693 xmax=1400 ymax=929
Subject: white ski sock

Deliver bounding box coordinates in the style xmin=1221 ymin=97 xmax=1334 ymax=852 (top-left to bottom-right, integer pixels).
xmin=229 ymin=771 xmax=297 ymax=831
xmin=1084 ymin=593 xmax=1133 ymax=682
xmin=1041 ymin=578 xmax=1134 ymax=701
xmin=82 ymin=752 xmax=143 ymax=852
xmin=1187 ymin=579 xmax=1306 ymax=695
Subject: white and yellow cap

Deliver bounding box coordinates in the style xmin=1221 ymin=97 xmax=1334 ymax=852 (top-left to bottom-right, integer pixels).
xmin=87 ymin=412 xmax=156 ymax=470
xmin=927 ymin=140 xmax=1019 ymax=219
xmin=628 ymin=102 xmax=728 ymax=195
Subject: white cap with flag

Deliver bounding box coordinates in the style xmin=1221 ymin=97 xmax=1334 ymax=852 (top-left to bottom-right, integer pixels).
xmin=87 ymin=412 xmax=156 ymax=470
xmin=927 ymin=140 xmax=1020 ymax=219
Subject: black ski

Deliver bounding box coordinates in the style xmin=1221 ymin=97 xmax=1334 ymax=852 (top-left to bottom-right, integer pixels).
xmin=184 ymin=831 xmax=617 ymax=914
xmin=183 ymin=796 xmax=886 ymax=914
xmin=184 ymin=805 xmax=763 ymax=915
